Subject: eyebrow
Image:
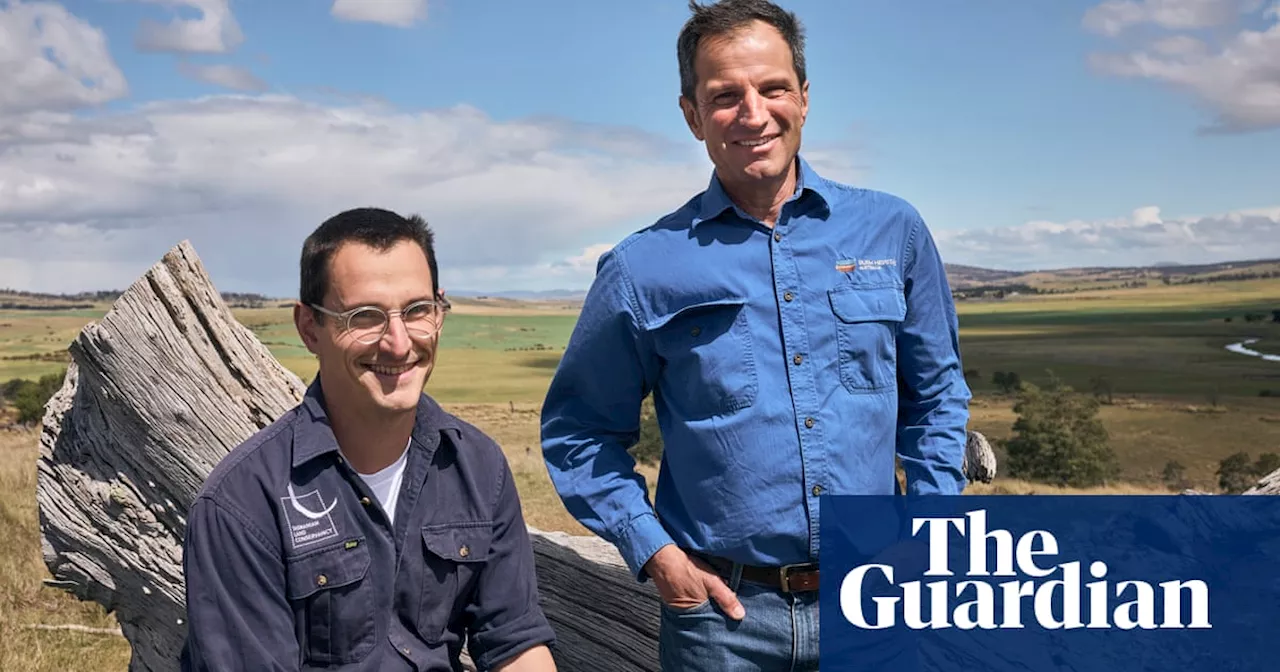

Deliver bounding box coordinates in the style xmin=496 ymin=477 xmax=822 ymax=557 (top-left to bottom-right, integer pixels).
xmin=334 ymin=296 xmax=438 ymax=312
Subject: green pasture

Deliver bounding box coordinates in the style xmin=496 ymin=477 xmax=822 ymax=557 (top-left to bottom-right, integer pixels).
xmin=2 ymin=281 xmax=1278 ymax=407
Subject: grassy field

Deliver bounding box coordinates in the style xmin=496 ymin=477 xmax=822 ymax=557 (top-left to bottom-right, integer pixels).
xmin=0 ymin=427 xmax=133 ymax=670
xmin=1 ymin=278 xmax=1278 ymax=669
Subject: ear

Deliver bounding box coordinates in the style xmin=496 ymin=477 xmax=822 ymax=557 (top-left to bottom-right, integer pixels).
xmin=294 ymin=302 xmax=322 ymax=355
xmin=679 ymin=96 xmax=704 ymax=141
xmin=800 ymin=80 xmax=810 ymax=125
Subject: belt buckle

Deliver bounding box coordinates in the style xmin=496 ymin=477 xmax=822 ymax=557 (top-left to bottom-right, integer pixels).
xmin=778 ymin=563 xmax=805 ymax=593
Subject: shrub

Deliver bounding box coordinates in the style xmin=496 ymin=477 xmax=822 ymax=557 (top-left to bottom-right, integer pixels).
xmin=1004 ymin=374 xmax=1118 ymax=488
xmin=1217 ymin=452 xmax=1256 ymax=493
xmin=992 ymin=371 xmax=1022 ymax=395
xmin=5 ymin=371 xmax=65 ymax=425
xmin=1162 ymin=460 xmax=1188 ymax=491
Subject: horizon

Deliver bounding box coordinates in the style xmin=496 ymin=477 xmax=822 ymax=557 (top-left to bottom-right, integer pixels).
xmin=1 ymin=0 xmax=1278 ymax=295
xmin=4 ymin=254 xmax=1277 ymax=301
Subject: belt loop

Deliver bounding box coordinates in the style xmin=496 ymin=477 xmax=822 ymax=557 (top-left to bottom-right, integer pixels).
xmin=729 ymin=561 xmax=744 ymax=593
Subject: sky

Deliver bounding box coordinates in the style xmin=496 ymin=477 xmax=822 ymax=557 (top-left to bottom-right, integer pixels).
xmin=1 ymin=0 xmax=1278 ymax=296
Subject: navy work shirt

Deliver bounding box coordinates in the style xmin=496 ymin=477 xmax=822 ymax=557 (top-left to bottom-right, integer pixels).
xmin=181 ymin=379 xmax=555 ymax=671
xmin=541 ymin=156 xmax=971 ymax=578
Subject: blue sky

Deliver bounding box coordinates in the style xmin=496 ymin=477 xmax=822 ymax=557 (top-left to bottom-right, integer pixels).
xmin=2 ymin=0 xmax=1278 ymax=295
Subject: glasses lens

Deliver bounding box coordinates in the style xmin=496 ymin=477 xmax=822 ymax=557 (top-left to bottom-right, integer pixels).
xmin=348 ymin=307 xmax=387 ymax=343
xmin=402 ymin=301 xmax=441 ymax=339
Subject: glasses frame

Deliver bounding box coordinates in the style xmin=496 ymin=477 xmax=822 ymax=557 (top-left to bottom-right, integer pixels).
xmin=309 ymin=296 xmax=451 ymax=344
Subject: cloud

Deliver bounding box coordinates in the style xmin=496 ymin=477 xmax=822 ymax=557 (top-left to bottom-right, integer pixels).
xmin=135 ymin=0 xmax=243 ymax=54
xmin=1083 ymin=0 xmax=1261 ymax=36
xmin=1085 ymin=0 xmax=1280 ymax=132
xmin=176 ymin=63 xmax=268 ymax=92
xmin=0 ymin=1 xmax=128 ymax=114
xmin=330 ymin=0 xmax=426 ymax=28
xmin=0 ymin=94 xmax=718 ymax=294
xmin=935 ymin=205 xmax=1280 ymax=270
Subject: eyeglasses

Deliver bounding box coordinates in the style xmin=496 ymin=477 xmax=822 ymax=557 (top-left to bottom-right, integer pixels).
xmin=309 ymin=297 xmax=451 ymax=344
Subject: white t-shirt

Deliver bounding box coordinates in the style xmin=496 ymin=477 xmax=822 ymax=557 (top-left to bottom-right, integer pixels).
xmin=347 ymin=439 xmax=410 ymax=526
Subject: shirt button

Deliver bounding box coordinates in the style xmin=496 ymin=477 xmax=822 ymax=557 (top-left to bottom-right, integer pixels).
xmin=793 ymin=354 xmax=803 ymax=365
xmin=459 ymin=545 xmax=470 ymax=558
xmin=783 ymin=291 xmax=794 ymax=302
xmin=690 ymin=326 xmax=701 ymax=337
xmin=812 ymin=485 xmax=824 ymax=496
xmin=316 ymin=574 xmax=328 ymax=586
xmin=805 ymin=417 xmax=815 ymax=429
xmin=360 ymin=496 xmax=371 ymax=506
xmin=774 ymin=232 xmax=782 ymax=242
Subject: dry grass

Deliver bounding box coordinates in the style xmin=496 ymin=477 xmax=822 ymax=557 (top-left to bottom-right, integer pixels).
xmin=0 ymin=427 xmax=132 ymax=671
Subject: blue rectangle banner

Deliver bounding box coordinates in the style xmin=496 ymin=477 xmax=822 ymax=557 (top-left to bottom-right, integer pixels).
xmin=819 ymin=495 xmax=1280 ymax=671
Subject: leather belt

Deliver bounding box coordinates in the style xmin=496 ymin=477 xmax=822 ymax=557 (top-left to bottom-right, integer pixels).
xmin=696 ymin=553 xmax=819 ymax=593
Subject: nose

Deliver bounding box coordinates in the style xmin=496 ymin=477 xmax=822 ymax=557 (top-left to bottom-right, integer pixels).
xmin=737 ymin=88 xmax=769 ymax=129
xmin=379 ymin=313 xmax=413 ymax=357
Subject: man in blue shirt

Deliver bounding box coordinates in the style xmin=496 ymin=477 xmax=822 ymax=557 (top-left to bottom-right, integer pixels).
xmin=540 ymin=1 xmax=970 ymax=669
xmin=181 ymin=208 xmax=557 ymax=671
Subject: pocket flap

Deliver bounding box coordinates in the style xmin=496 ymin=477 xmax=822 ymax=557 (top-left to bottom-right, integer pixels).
xmin=285 ymin=538 xmax=371 ymax=600
xmin=645 ymin=297 xmax=747 ymax=331
xmin=422 ymin=523 xmax=492 ymax=563
xmin=828 ymin=285 xmax=906 ymax=323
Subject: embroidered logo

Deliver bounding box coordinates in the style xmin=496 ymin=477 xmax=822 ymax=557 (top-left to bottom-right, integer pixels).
xmin=858 ymin=258 xmax=898 ymax=271
xmin=280 ymin=484 xmax=340 ymax=549
xmin=835 ymin=259 xmax=857 ymax=273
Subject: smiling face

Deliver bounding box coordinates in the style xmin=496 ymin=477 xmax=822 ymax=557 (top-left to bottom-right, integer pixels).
xmin=295 ymin=239 xmax=442 ymax=421
xmin=680 ymin=19 xmax=809 ymax=196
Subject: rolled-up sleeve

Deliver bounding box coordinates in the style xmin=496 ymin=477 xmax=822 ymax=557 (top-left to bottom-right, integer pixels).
xmin=895 ymin=214 xmax=971 ymax=496
xmin=540 ymin=248 xmax=673 ymax=579
xmin=464 ymin=459 xmax=556 ymax=670
xmin=180 ymin=496 xmax=298 ymax=672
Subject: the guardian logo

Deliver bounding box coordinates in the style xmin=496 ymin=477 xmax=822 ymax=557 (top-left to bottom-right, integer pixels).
xmin=839 ymin=510 xmax=1211 ymax=631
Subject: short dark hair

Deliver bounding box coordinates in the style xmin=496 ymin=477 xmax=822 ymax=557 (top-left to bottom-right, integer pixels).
xmin=677 ymin=0 xmax=807 ymax=102
xmin=299 ymin=207 xmax=439 ymax=314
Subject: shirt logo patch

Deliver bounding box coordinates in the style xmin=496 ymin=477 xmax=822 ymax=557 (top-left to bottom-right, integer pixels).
xmin=281 ymin=485 xmax=340 ymax=549
xmin=858 ymin=258 xmax=898 ymax=271
xmin=835 ymin=259 xmax=857 ymax=273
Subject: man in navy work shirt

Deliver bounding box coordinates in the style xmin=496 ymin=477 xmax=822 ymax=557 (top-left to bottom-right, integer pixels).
xmin=181 ymin=208 xmax=557 ymax=671
xmin=540 ymin=1 xmax=970 ymax=669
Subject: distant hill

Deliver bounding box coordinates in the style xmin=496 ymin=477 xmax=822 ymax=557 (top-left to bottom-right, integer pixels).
xmin=944 ymin=258 xmax=1280 ymax=299
xmin=446 ymin=289 xmax=588 ymax=302
xmin=4 ymin=257 xmax=1278 ymax=309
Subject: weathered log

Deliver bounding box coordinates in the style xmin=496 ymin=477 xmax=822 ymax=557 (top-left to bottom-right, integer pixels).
xmin=36 ymin=240 xmax=1002 ymax=671
xmin=1245 ymin=466 xmax=1280 ymax=495
xmin=962 ymin=428 xmax=997 ymax=483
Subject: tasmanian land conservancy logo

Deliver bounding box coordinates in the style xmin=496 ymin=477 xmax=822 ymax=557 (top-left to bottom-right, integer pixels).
xmin=839 ymin=510 xmax=1212 ymax=631
xmin=281 ymin=484 xmax=341 ymax=549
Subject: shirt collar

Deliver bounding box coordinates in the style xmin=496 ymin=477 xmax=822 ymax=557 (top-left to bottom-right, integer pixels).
xmin=691 ymin=154 xmax=833 ymax=228
xmin=290 ymin=375 xmax=461 ymax=468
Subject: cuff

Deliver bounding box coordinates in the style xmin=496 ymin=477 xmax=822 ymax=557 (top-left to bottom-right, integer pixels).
xmin=615 ymin=512 xmax=675 ymax=582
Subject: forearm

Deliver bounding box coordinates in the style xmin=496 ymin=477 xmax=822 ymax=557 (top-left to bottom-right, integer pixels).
xmin=896 ymin=214 xmax=971 ymax=495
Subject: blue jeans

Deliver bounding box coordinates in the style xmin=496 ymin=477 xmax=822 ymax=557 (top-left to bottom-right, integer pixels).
xmin=658 ymin=569 xmax=819 ymax=672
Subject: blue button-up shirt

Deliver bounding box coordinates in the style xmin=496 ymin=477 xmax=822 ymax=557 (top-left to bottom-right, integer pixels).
xmin=181 ymin=379 xmax=555 ymax=671
xmin=540 ymin=156 xmax=970 ymax=578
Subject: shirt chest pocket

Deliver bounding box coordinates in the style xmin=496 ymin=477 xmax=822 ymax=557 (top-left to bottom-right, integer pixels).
xmin=285 ymin=539 xmax=375 ymax=665
xmin=648 ymin=298 xmax=757 ymax=420
xmin=416 ymin=522 xmax=492 ymax=644
xmin=828 ymin=285 xmax=906 ymax=393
